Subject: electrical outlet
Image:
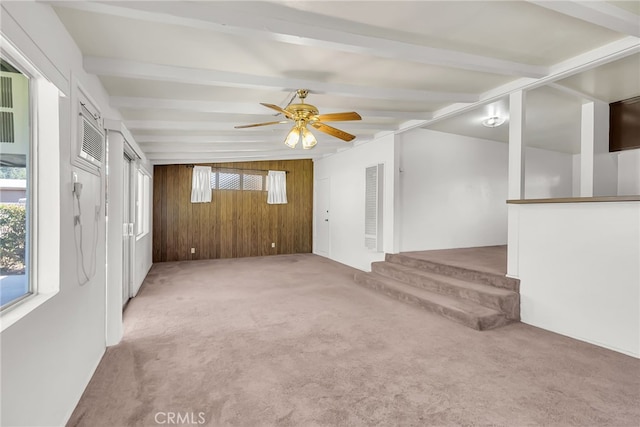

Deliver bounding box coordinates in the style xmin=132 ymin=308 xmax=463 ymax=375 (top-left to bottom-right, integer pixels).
xmin=191 ymin=248 xmax=196 ymax=254
xmin=271 ymin=243 xmax=276 ymax=248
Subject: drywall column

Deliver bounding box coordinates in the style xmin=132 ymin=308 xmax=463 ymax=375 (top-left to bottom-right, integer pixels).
xmin=507 ymin=91 xmax=526 ymax=277
xmin=580 ymin=101 xmax=617 ymax=196
xmin=508 ymin=91 xmax=526 ymax=199
xmin=105 ymin=128 xmax=124 ymax=346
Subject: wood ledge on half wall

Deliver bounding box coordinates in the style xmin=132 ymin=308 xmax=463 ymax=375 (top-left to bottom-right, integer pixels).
xmin=507 ymin=196 xmax=640 ymax=204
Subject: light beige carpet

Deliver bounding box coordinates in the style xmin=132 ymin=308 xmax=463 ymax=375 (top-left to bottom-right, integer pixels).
xmin=68 ymin=254 xmax=640 ymax=426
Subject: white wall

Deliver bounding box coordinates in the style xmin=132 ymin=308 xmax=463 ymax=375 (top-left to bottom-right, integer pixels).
xmin=524 ymin=146 xmax=573 ymax=199
xmin=0 ymin=3 xmax=150 ymax=425
xmin=573 ymin=149 xmax=640 ymax=197
xmin=618 ymin=149 xmax=640 ymax=196
xmin=512 ymin=201 xmax=640 ymax=358
xmin=398 ymin=129 xmax=573 ymax=252
xmin=313 ymin=133 xmax=397 ymax=271
xmin=399 ymin=129 xmax=508 ymax=251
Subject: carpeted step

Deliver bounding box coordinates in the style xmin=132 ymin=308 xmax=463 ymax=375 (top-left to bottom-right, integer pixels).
xmin=371 ymin=261 xmax=519 ymax=320
xmin=386 ymin=253 xmax=519 ymax=291
xmin=354 ymin=271 xmax=510 ymax=331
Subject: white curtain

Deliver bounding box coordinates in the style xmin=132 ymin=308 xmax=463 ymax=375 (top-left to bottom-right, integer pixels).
xmin=190 ymin=166 xmax=212 ymax=203
xmin=267 ymin=170 xmax=287 ymax=204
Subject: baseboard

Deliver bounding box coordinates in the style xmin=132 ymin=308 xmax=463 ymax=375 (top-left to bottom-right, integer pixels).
xmin=61 ymin=347 xmax=106 ymax=425
xmin=521 ymin=320 xmax=639 ymax=359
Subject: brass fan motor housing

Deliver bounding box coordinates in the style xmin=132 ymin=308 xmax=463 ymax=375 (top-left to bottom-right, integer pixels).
xmin=285 ymin=103 xmax=319 ymax=122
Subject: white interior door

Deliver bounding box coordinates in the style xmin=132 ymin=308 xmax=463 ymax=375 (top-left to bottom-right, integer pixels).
xmin=315 ymin=178 xmax=330 ymax=256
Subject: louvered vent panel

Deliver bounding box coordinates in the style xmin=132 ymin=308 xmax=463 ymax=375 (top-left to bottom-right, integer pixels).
xmin=80 ymin=117 xmax=104 ymax=164
xmin=0 ymin=76 xmax=15 ymax=143
xmin=365 ymin=164 xmax=383 ymax=251
xmin=365 ymin=166 xmax=378 ymax=237
xmin=1 ymin=76 xmax=13 ymax=108
xmin=0 ymin=111 xmax=14 ymax=143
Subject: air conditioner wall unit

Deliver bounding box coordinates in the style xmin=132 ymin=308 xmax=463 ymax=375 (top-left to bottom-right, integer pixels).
xmin=73 ymin=90 xmax=104 ymax=175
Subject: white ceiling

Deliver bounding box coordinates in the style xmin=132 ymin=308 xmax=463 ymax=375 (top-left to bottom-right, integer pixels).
xmin=50 ymin=1 xmax=640 ymax=164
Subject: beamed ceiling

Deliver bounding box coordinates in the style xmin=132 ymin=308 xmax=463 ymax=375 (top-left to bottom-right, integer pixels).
xmin=49 ymin=1 xmax=640 ymax=163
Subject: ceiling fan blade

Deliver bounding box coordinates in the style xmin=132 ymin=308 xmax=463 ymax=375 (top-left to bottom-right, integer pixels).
xmin=234 ymin=120 xmax=288 ymax=129
xmin=310 ymin=122 xmax=356 ymax=142
xmin=314 ymin=112 xmax=362 ymax=122
xmin=260 ymin=103 xmax=294 ymax=119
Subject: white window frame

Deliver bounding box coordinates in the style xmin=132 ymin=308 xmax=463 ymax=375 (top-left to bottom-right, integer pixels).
xmin=136 ymin=167 xmax=150 ymax=239
xmin=1 ymin=37 xmax=61 ymax=331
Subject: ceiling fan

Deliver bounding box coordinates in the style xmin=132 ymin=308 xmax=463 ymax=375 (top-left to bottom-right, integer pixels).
xmin=234 ymin=89 xmax=362 ymax=149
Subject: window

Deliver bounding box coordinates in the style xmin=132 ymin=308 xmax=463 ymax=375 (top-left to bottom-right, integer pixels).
xmin=136 ymin=169 xmax=150 ymax=238
xmin=209 ymin=169 xmax=267 ymax=192
xmin=1 ymin=37 xmax=61 ymax=329
xmin=242 ymin=173 xmax=264 ymax=191
xmin=0 ymin=58 xmax=30 ymax=309
xmin=218 ymin=172 xmax=241 ymax=190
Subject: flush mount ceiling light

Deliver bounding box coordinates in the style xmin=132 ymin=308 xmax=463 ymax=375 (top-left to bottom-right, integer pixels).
xmin=482 ymin=116 xmax=506 ymax=128
xmin=235 ymin=89 xmax=361 ymax=149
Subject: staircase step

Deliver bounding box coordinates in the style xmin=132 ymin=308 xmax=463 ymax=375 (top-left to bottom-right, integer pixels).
xmin=372 ymin=261 xmax=519 ymax=320
xmin=354 ymin=271 xmax=510 ymax=331
xmin=386 ymin=253 xmax=519 ymax=292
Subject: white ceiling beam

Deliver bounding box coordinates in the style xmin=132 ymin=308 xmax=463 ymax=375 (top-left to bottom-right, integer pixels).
xmin=148 ymin=151 xmax=333 ymax=165
xmin=396 ymin=36 xmax=640 ymax=133
xmin=141 ymin=142 xmax=347 ymax=153
xmin=134 ymin=135 xmax=278 ymax=144
xmin=85 ymin=57 xmax=476 ymax=103
xmin=547 ymin=83 xmax=604 ymax=103
xmin=528 ymin=1 xmax=640 ymax=37
xmin=111 ymin=96 xmax=434 ymax=121
xmin=113 ymin=97 xmax=269 ymax=115
xmin=127 ymin=121 xmax=278 ymax=132
xmin=134 ymin=134 xmax=374 ymax=145
xmin=55 ymin=1 xmax=548 ymax=78
xmin=125 ymin=120 xmax=392 ymax=132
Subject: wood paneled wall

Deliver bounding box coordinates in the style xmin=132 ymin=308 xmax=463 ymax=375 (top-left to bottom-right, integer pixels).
xmin=153 ymin=159 xmax=313 ymax=262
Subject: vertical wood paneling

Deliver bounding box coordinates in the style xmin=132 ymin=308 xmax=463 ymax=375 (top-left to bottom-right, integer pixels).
xmin=152 ymin=165 xmax=164 ymax=262
xmin=152 ymin=159 xmax=313 ymax=262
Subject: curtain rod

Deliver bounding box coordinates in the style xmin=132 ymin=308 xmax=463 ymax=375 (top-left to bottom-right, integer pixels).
xmin=185 ymin=164 xmax=289 ymax=173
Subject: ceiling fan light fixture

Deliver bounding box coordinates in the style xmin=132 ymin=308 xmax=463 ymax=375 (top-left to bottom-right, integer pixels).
xmin=284 ymin=126 xmax=301 ymax=148
xmin=482 ymin=116 xmax=506 ymax=128
xmin=301 ymin=126 xmax=317 ymax=150
xmin=237 ymin=89 xmax=361 ymax=147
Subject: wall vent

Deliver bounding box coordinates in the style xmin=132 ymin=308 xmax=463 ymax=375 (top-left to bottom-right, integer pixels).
xmin=0 ymin=76 xmax=15 ymax=143
xmin=1 ymin=76 xmax=13 ymax=108
xmin=74 ymin=98 xmax=104 ymax=174
xmin=0 ymin=111 xmax=14 ymax=143
xmin=80 ymin=115 xmax=104 ymax=165
xmin=365 ymin=163 xmax=384 ymax=251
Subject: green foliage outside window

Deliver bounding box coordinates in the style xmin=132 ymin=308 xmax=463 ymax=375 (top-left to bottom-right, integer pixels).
xmin=0 ymin=204 xmax=26 ymax=274
xmin=0 ymin=167 xmax=27 ymax=179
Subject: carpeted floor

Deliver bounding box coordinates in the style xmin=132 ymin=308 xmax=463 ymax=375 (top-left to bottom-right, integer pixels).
xmin=402 ymin=246 xmax=508 ymax=276
xmin=68 ymin=254 xmax=640 ymax=426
